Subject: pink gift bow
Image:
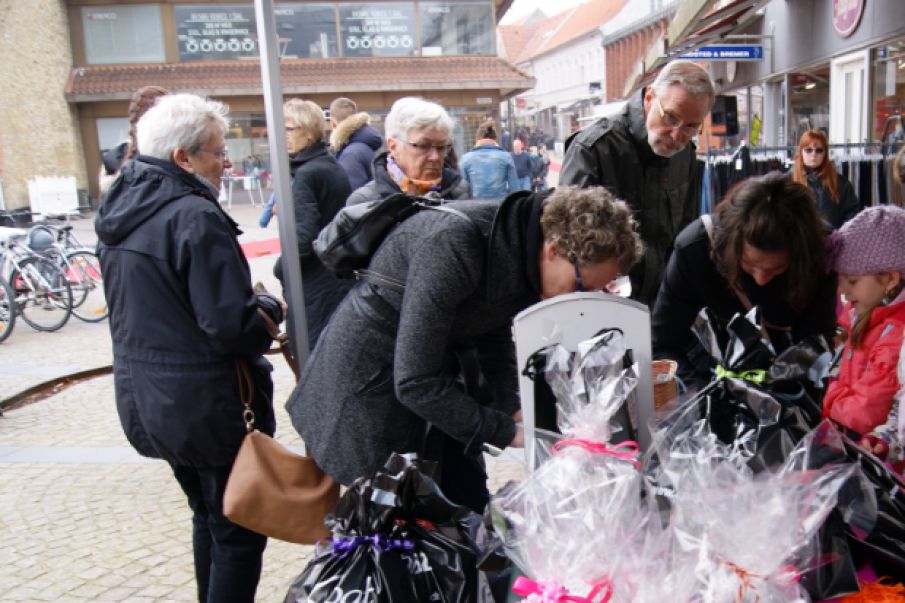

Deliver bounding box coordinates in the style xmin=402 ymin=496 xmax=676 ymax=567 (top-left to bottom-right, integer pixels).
xmin=512 ymin=576 xmax=612 ymax=603
xmin=551 ymin=439 xmax=641 ymax=469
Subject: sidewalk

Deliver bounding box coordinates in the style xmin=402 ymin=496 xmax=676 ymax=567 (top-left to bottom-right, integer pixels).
xmin=0 ymin=193 xmax=526 ymax=601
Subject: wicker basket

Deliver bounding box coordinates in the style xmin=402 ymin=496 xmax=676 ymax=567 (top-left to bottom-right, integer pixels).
xmin=652 ymin=359 xmax=678 ymax=409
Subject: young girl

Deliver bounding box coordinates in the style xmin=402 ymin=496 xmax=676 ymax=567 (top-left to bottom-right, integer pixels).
xmin=823 ymin=205 xmax=905 ymax=463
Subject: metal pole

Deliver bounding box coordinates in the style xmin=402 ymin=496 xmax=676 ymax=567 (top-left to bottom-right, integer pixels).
xmin=254 ymin=0 xmax=309 ymax=365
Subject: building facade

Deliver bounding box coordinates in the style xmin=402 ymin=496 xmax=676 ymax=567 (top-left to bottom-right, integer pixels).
xmin=0 ymin=0 xmax=531 ymax=209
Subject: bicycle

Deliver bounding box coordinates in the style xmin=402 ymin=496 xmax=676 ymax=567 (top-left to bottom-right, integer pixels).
xmin=27 ymin=225 xmax=107 ymax=322
xmin=0 ymin=227 xmax=73 ymax=332
xmin=0 ymin=274 xmax=15 ymax=343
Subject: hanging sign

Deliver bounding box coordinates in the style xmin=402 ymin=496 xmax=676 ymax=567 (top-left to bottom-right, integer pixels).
xmin=832 ymin=0 xmax=865 ymax=38
xmin=681 ymin=45 xmax=763 ymax=61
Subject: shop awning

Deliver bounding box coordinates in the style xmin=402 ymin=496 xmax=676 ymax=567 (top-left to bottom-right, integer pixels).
xmin=625 ymin=0 xmax=769 ymax=96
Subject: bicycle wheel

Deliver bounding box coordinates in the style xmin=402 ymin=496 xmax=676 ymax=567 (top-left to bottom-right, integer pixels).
xmin=65 ymin=250 xmax=108 ymax=322
xmin=10 ymin=256 xmax=72 ymax=332
xmin=0 ymin=275 xmax=15 ymax=343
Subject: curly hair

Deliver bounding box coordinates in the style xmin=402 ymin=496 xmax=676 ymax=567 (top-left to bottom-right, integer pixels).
xmin=712 ymin=172 xmax=826 ymax=310
xmin=540 ymin=186 xmax=643 ymax=273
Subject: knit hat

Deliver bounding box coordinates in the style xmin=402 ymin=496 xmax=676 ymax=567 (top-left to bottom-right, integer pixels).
xmin=826 ymin=205 xmax=905 ymax=275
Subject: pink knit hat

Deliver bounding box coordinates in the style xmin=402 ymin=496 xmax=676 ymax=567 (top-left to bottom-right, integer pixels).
xmin=826 ymin=205 xmax=905 ymax=275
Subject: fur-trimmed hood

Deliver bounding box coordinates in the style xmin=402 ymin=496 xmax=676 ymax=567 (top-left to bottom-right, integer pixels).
xmin=330 ymin=112 xmax=382 ymax=153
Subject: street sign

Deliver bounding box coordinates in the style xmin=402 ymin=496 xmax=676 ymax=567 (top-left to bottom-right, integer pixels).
xmin=681 ymin=45 xmax=764 ymax=61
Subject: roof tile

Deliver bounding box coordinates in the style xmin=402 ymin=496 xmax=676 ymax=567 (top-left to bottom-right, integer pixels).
xmin=66 ymin=57 xmax=534 ymax=101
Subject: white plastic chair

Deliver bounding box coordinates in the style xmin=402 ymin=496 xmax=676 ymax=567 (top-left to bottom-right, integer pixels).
xmin=512 ymin=292 xmax=655 ymax=469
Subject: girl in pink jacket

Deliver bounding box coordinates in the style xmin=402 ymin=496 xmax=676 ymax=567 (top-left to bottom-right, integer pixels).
xmin=823 ymin=205 xmax=905 ymax=464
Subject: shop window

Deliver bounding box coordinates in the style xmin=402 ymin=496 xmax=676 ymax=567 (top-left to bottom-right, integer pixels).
xmin=175 ymin=4 xmax=258 ymax=62
xmin=275 ymin=3 xmax=339 ymax=58
xmin=81 ymin=5 xmax=165 ymax=64
xmin=872 ymin=44 xmax=905 ymax=143
xmin=96 ymin=117 xmax=130 ymax=152
xmin=338 ymin=3 xmax=416 ymax=58
xmin=419 ymin=1 xmax=494 ymax=56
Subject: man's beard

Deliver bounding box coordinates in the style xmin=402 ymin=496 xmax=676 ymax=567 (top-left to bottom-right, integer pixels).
xmin=647 ymin=133 xmax=685 ymax=158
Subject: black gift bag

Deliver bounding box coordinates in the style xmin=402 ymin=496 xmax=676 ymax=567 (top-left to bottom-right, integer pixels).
xmin=284 ymin=453 xmax=496 ymax=603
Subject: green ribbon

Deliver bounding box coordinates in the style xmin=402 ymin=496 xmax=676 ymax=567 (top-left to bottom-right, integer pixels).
xmin=714 ymin=365 xmax=768 ymax=385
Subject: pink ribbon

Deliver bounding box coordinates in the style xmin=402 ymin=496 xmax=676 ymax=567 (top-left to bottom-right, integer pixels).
xmin=512 ymin=576 xmax=612 ymax=603
xmin=551 ymin=439 xmax=641 ymax=469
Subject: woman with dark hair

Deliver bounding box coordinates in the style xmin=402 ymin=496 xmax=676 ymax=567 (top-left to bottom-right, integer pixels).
xmin=99 ymin=85 xmax=169 ymax=197
xmin=651 ymin=172 xmax=838 ymax=387
xmin=790 ymin=129 xmax=860 ymax=229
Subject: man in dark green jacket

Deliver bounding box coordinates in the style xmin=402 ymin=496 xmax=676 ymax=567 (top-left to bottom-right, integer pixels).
xmin=560 ymin=59 xmax=714 ymax=306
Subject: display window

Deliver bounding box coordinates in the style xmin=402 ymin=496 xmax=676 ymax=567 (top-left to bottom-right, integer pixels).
xmin=175 ymin=4 xmax=258 ymax=62
xmin=872 ymin=41 xmax=905 ymax=143
xmin=81 ymin=5 xmax=165 ymax=64
xmin=337 ymin=3 xmax=416 ymax=58
xmin=419 ymin=1 xmax=495 ymax=57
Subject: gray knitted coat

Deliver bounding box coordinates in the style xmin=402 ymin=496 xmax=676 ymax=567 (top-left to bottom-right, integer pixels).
xmin=286 ymin=191 xmax=545 ymax=485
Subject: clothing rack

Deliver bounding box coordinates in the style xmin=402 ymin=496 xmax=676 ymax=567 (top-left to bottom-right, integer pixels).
xmin=701 ymin=140 xmax=904 ymax=213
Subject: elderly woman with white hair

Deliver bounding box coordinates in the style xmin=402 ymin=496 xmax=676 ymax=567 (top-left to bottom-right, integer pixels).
xmin=95 ymin=93 xmax=283 ymax=603
xmin=346 ymin=96 xmax=469 ymax=205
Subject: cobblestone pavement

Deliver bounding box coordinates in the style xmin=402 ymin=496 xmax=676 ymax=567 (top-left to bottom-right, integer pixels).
xmin=1 ymin=196 xmax=527 ymax=601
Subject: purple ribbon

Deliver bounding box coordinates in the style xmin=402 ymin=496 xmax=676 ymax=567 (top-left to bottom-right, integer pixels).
xmin=317 ymin=534 xmax=416 ymax=559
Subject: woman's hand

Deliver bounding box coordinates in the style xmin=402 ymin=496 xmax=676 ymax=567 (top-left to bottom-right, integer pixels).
xmin=509 ymin=423 xmax=524 ymax=448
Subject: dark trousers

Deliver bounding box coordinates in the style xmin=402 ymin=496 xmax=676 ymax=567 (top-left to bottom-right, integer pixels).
xmin=172 ymin=464 xmax=267 ymax=603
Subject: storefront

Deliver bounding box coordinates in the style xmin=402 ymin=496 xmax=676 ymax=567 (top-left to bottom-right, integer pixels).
xmin=64 ymin=0 xmax=531 ymax=201
xmin=705 ymin=0 xmax=905 ymax=149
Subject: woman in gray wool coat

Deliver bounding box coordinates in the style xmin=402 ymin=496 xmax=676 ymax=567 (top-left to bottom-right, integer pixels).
xmin=286 ymin=185 xmax=642 ymax=512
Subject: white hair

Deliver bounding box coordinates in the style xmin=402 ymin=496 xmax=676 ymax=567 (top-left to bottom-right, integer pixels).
xmin=384 ymin=97 xmax=454 ymax=141
xmin=651 ymin=59 xmax=715 ymax=106
xmin=136 ymin=93 xmax=229 ymax=160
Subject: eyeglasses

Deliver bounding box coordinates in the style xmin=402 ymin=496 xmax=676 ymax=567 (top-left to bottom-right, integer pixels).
xmin=802 ymin=147 xmax=825 ymax=155
xmin=285 ymin=126 xmax=302 ymax=132
xmin=653 ymin=96 xmax=702 ymax=137
xmin=404 ymin=140 xmax=451 ymax=155
xmin=204 ymin=148 xmax=229 ymax=160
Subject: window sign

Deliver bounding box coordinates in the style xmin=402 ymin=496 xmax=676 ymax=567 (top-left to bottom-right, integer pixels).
xmin=419 ymin=1 xmax=494 ymax=56
xmin=338 ymin=3 xmax=416 ymax=58
xmin=82 ymin=6 xmax=165 ymax=64
xmin=275 ymin=3 xmax=338 ymax=58
xmin=175 ymin=5 xmax=258 ymax=62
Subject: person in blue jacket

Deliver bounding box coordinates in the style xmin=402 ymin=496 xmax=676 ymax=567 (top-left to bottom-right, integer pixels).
xmin=510 ymin=139 xmax=533 ymax=191
xmin=460 ymin=120 xmax=519 ymax=200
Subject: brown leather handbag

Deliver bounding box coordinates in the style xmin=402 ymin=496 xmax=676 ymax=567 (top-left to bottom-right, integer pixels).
xmin=223 ymin=359 xmax=338 ymax=544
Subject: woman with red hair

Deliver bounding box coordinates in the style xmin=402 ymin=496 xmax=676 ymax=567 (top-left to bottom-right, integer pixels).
xmin=790 ymin=129 xmax=860 ymax=229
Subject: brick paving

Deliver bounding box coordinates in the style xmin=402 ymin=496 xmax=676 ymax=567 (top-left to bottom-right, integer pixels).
xmin=0 ymin=196 xmax=528 ymax=602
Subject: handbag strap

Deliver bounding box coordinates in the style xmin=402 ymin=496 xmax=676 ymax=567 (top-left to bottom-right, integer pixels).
xmin=257 ymin=307 xmax=300 ymax=381
xmin=236 ymin=359 xmax=256 ymax=433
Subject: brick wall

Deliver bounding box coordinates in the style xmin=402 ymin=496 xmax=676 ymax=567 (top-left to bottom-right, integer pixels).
xmin=0 ymin=0 xmax=86 ymax=210
xmin=604 ymin=19 xmax=668 ymax=102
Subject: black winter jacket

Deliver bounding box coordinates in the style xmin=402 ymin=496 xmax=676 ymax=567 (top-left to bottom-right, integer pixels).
xmin=96 ymin=156 xmax=281 ymax=467
xmin=651 ymin=216 xmax=838 ymax=387
xmin=275 ymin=141 xmax=353 ymax=351
xmin=286 ymin=191 xmax=546 ymax=485
xmin=346 ymin=151 xmax=470 ymax=206
xmin=329 ymin=113 xmax=383 ymax=191
xmin=559 ymin=90 xmax=703 ymax=306
xmin=805 ymin=170 xmax=860 ymax=230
